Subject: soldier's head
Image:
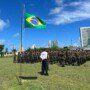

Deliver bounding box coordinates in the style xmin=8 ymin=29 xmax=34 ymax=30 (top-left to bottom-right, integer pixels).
xmin=43 ymin=48 xmax=46 ymax=51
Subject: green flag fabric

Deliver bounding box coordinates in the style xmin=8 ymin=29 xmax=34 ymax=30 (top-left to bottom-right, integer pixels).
xmin=24 ymin=13 xmax=46 ymax=28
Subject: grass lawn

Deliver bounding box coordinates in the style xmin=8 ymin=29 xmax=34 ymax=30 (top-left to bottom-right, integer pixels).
xmin=0 ymin=57 xmax=90 ymax=90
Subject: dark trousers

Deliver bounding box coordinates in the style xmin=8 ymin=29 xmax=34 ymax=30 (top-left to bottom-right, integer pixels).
xmin=42 ymin=59 xmax=48 ymax=74
xmin=13 ymin=56 xmax=16 ymax=62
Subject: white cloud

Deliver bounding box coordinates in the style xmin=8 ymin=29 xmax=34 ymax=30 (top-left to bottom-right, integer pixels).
xmin=48 ymin=0 xmax=90 ymax=25
xmin=50 ymin=7 xmax=62 ymax=15
xmin=13 ymin=33 xmax=19 ymax=38
xmin=0 ymin=40 xmax=11 ymax=44
xmin=55 ymin=0 xmax=63 ymax=6
xmin=0 ymin=40 xmax=6 ymax=44
xmin=69 ymin=1 xmax=82 ymax=6
xmin=0 ymin=19 xmax=9 ymax=31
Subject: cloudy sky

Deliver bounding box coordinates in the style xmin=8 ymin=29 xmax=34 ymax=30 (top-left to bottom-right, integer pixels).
xmin=0 ymin=0 xmax=90 ymax=51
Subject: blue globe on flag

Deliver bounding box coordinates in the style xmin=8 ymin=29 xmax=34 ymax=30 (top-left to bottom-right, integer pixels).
xmin=30 ymin=17 xmax=39 ymax=25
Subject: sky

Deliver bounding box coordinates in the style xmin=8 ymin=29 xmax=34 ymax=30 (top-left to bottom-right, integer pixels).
xmin=0 ymin=0 xmax=90 ymax=51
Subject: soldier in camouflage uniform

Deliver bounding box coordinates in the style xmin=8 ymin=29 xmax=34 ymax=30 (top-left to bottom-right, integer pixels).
xmin=59 ymin=51 xmax=65 ymax=67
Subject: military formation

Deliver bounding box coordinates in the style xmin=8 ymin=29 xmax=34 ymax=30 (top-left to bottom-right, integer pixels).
xmin=14 ymin=50 xmax=90 ymax=67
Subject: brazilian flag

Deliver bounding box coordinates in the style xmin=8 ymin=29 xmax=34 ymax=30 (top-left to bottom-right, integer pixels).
xmin=24 ymin=13 xmax=46 ymax=29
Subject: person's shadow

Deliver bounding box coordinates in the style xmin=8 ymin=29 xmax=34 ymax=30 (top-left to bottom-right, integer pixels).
xmin=38 ymin=72 xmax=42 ymax=75
xmin=16 ymin=75 xmax=38 ymax=85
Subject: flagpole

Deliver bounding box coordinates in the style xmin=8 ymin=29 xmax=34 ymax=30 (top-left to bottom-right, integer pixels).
xmin=19 ymin=4 xmax=25 ymax=85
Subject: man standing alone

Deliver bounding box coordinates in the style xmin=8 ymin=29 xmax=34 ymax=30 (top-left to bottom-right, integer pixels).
xmin=40 ymin=50 xmax=49 ymax=76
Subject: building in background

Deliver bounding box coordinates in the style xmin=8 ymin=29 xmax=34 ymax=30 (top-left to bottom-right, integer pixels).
xmin=53 ymin=40 xmax=58 ymax=47
xmin=80 ymin=27 xmax=90 ymax=50
xmin=31 ymin=44 xmax=38 ymax=49
xmin=48 ymin=40 xmax=58 ymax=48
xmin=48 ymin=40 xmax=53 ymax=48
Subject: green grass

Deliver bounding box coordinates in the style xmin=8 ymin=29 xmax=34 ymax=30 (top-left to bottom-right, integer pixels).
xmin=0 ymin=57 xmax=90 ymax=90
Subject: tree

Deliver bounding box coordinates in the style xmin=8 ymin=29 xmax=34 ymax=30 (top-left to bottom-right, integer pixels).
xmin=26 ymin=48 xmax=31 ymax=52
xmin=12 ymin=49 xmax=17 ymax=53
xmin=0 ymin=45 xmax=4 ymax=57
xmin=0 ymin=45 xmax=4 ymax=52
xmin=5 ymin=48 xmax=8 ymax=54
xmin=63 ymin=47 xmax=69 ymax=50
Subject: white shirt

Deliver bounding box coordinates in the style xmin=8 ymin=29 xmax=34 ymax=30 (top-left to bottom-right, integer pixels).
xmin=40 ymin=51 xmax=48 ymax=60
